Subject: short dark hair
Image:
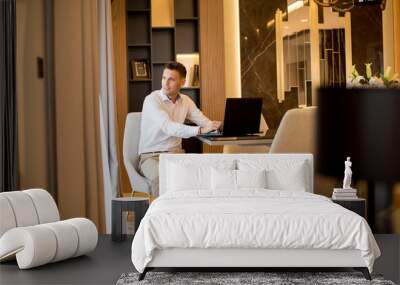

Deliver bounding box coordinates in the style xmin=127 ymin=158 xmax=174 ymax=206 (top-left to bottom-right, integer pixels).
xmin=164 ymin=62 xmax=187 ymax=79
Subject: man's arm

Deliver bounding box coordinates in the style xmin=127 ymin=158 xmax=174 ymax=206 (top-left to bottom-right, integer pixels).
xmin=143 ymin=96 xmax=199 ymax=138
xmin=186 ymin=98 xmax=212 ymax=128
xmin=186 ymin=99 xmax=221 ymax=133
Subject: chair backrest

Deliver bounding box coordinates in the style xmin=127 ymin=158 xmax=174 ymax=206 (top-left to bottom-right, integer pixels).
xmin=123 ymin=112 xmax=142 ymax=171
xmin=0 ymin=189 xmax=60 ymax=238
xmin=268 ymin=107 xmax=338 ymax=197
xmin=270 ymin=107 xmax=317 ymax=154
xmin=123 ymin=112 xmax=151 ymax=194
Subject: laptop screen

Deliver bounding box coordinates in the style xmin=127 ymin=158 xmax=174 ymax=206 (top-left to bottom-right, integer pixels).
xmin=222 ymin=98 xmax=262 ymax=136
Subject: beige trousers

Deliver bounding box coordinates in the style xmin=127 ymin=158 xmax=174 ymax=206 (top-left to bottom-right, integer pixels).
xmin=138 ymin=149 xmax=184 ymax=197
xmin=139 ymin=154 xmax=160 ymax=197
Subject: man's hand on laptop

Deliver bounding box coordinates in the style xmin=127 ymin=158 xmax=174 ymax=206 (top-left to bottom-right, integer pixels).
xmin=199 ymin=121 xmax=222 ymax=134
xmin=212 ymin=121 xmax=222 ymax=130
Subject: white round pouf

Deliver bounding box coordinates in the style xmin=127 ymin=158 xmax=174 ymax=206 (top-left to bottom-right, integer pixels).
xmin=64 ymin=218 xmax=98 ymax=257
xmin=0 ymin=189 xmax=98 ymax=269
xmin=0 ymin=226 xmax=57 ymax=269
xmin=42 ymin=221 xmax=79 ymax=262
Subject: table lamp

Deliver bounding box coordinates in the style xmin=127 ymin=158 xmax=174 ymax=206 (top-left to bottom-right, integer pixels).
xmin=316 ymin=87 xmax=400 ymax=233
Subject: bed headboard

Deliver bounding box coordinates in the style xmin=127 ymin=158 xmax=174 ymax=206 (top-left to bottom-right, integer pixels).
xmin=159 ymin=153 xmax=314 ymax=196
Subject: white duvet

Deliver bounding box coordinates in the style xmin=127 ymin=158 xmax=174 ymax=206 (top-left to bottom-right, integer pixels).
xmin=131 ymin=190 xmax=380 ymax=273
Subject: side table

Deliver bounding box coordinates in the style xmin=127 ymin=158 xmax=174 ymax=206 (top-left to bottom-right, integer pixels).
xmin=112 ymin=197 xmax=149 ymax=242
xmin=332 ymin=198 xmax=366 ymax=218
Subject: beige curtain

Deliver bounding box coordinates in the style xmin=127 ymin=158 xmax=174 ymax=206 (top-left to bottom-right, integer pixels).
xmin=54 ymin=0 xmax=105 ymax=233
xmin=98 ymin=0 xmax=120 ymax=233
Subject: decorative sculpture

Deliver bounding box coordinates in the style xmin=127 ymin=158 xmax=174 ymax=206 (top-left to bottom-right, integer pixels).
xmin=332 ymin=156 xmax=357 ymax=199
xmin=343 ymin=157 xmax=352 ymax=189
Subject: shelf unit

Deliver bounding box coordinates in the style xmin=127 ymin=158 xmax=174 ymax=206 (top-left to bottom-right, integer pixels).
xmin=125 ymin=0 xmax=201 ymax=153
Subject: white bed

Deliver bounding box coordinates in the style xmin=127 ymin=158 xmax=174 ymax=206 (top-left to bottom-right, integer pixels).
xmin=131 ymin=154 xmax=380 ymax=280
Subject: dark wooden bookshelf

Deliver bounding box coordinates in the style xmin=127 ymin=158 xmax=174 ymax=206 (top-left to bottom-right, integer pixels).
xmin=176 ymin=17 xmax=199 ymax=21
xmin=126 ymin=9 xmax=150 ymax=12
xmin=125 ymin=0 xmax=201 ymax=153
xmin=127 ymin=44 xmax=151 ymax=47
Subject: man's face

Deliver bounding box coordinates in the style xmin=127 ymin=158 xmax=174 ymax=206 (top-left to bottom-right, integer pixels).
xmin=161 ymin=68 xmax=185 ymax=97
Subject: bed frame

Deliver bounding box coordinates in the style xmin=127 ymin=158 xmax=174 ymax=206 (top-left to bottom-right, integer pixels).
xmin=137 ymin=154 xmax=372 ymax=281
xmin=139 ymin=248 xmax=371 ymax=280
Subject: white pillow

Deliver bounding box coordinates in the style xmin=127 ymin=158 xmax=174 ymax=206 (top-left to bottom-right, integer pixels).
xmin=265 ymin=162 xmax=307 ymax=191
xmin=168 ymin=163 xmax=211 ymax=191
xmin=211 ymin=168 xmax=236 ymax=190
xmin=166 ymin=159 xmax=236 ymax=192
xmin=237 ymin=169 xmax=267 ymax=188
xmin=211 ymin=168 xmax=267 ymax=190
xmin=238 ymin=159 xmax=308 ymax=191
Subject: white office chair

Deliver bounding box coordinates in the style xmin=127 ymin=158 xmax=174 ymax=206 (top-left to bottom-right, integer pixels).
xmin=269 ymin=107 xmax=317 ymax=153
xmin=269 ymin=107 xmax=338 ymax=197
xmin=123 ymin=112 xmax=151 ymax=194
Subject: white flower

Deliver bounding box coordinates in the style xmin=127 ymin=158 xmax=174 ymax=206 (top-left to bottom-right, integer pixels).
xmin=368 ymin=76 xmax=385 ymax=88
xmin=390 ymin=78 xmax=400 ymax=88
xmin=346 ymin=77 xmax=354 ymax=88
xmin=347 ymin=75 xmax=367 ymax=88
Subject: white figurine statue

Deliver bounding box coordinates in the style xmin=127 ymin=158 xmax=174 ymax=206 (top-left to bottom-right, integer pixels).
xmin=343 ymin=157 xmax=352 ymax=189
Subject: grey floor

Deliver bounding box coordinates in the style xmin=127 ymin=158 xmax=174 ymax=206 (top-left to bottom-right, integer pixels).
xmin=1 ymin=235 xmax=399 ymax=285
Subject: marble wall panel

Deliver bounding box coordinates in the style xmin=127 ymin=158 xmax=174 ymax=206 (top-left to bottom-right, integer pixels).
xmin=240 ymin=1 xmax=383 ymax=129
xmin=351 ymin=5 xmax=383 ymax=76
xmin=239 ymin=0 xmax=286 ymax=130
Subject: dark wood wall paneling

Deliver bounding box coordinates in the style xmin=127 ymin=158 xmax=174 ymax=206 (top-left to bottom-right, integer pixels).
xmin=199 ymin=0 xmax=225 ymax=153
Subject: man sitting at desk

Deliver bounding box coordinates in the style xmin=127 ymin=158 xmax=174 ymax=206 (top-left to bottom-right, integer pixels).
xmin=138 ymin=62 xmax=221 ymax=197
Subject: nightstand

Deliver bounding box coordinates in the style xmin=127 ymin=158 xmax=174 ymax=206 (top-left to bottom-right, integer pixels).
xmin=331 ymin=198 xmax=366 ymax=218
xmin=112 ymin=197 xmax=149 ymax=242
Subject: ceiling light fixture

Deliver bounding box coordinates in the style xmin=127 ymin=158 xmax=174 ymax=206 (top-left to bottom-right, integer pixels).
xmin=313 ymin=0 xmax=386 ymax=12
xmin=266 ymin=0 xmax=304 ymax=28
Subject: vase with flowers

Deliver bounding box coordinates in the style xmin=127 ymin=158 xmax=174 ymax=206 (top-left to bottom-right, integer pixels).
xmin=346 ymin=63 xmax=400 ymax=88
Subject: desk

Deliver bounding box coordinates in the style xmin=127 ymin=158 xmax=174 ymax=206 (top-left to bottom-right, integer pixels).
xmin=196 ymin=136 xmax=273 ymax=146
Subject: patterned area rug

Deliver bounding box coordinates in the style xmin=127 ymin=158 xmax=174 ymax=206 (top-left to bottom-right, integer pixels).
xmin=116 ymin=271 xmax=395 ymax=285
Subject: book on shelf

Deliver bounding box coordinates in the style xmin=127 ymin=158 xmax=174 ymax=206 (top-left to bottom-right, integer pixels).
xmin=333 ymin=188 xmax=357 ymax=193
xmin=332 ymin=187 xmax=358 ymax=200
xmin=185 ymin=65 xmax=193 ymax=87
xmin=333 ymin=193 xmax=358 ymax=197
xmin=191 ymin=64 xmax=200 ymax=87
xmin=332 ymin=194 xmax=358 ymax=200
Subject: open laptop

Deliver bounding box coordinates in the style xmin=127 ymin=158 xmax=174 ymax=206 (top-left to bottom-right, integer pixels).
xmin=198 ymin=97 xmax=275 ymax=140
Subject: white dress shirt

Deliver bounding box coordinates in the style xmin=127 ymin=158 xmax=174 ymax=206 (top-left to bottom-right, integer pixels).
xmin=138 ymin=90 xmax=212 ymax=154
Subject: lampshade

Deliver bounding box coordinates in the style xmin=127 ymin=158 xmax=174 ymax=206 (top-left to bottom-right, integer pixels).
xmin=316 ymin=87 xmax=400 ymax=182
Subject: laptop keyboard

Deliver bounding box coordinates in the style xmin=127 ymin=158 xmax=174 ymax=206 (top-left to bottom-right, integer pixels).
xmin=204 ymin=135 xmax=272 ymax=141
xmin=198 ymin=129 xmax=276 ymax=140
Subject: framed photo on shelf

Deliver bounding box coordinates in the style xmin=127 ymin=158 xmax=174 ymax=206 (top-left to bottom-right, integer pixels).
xmin=131 ymin=59 xmax=151 ymax=80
